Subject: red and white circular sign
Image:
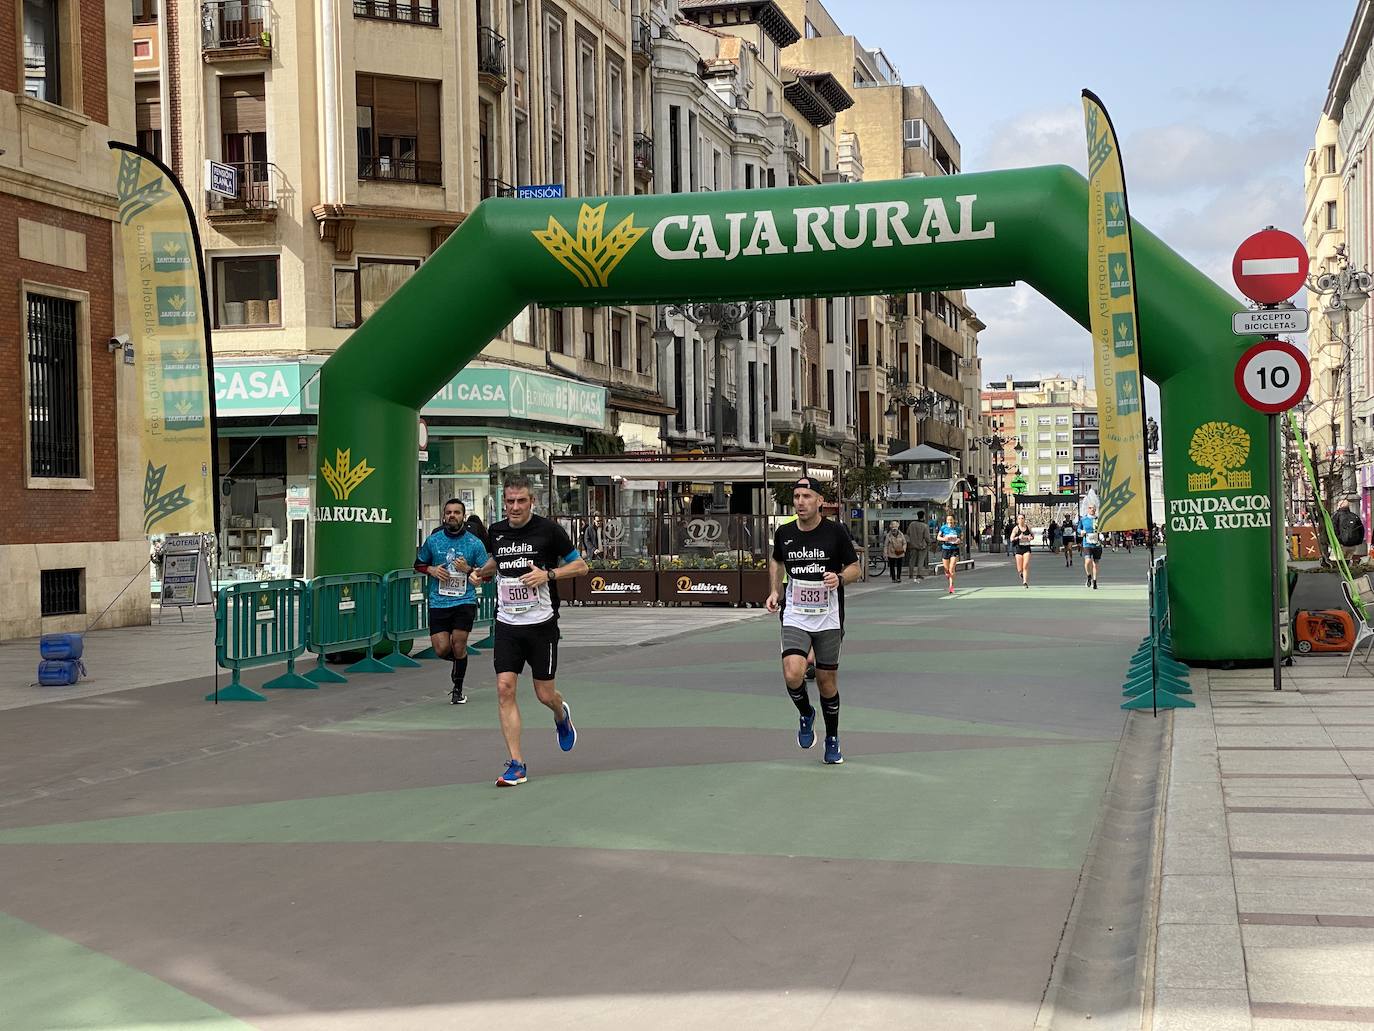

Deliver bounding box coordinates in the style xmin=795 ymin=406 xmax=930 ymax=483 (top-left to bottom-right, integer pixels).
xmin=1232 ymin=229 xmax=1310 ymax=305
xmin=1234 ymin=338 xmax=1311 ymax=414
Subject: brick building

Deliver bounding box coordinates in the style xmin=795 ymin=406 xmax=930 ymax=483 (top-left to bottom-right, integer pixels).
xmin=1 ymin=3 xmax=146 ymax=638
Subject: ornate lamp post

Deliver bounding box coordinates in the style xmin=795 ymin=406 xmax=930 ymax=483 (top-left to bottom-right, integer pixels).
xmin=1309 ymin=245 xmax=1374 ymax=496
xmin=973 ymin=432 xmax=1021 ymax=552
xmin=652 ymin=301 xmax=783 ymax=510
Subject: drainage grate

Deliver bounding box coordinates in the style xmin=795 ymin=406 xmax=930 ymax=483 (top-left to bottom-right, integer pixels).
xmin=40 ymin=568 xmax=83 ymax=617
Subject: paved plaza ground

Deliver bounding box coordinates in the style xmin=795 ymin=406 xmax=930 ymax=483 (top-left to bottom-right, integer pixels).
xmin=0 ymin=549 xmax=1253 ymax=1030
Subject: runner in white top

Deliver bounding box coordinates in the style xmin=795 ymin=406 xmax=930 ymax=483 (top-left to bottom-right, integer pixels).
xmin=766 ymin=477 xmax=862 ymax=765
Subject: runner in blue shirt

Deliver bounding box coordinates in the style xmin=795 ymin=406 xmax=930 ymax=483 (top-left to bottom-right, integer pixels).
xmin=415 ymin=498 xmax=490 ymax=704
xmin=937 ymin=512 xmax=963 ymax=594
xmin=1079 ymin=503 xmax=1103 ymax=590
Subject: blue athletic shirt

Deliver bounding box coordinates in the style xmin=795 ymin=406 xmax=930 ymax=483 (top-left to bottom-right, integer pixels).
xmin=1079 ymin=514 xmax=1099 ymax=546
xmin=416 ymin=527 xmax=489 ymax=608
xmin=938 ymin=524 xmax=962 ymax=550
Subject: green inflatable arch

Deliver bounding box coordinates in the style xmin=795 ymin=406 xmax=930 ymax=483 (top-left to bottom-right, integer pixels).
xmin=313 ymin=164 xmax=1275 ymax=663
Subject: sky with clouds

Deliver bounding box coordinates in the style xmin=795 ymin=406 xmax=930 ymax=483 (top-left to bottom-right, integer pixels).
xmin=836 ymin=0 xmax=1344 ymax=397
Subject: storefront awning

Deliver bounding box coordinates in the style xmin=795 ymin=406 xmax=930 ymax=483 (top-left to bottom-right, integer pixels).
xmin=550 ymin=452 xmax=826 ymax=483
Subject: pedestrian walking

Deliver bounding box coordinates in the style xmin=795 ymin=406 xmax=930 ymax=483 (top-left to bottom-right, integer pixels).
xmin=470 ymin=476 xmax=588 ymax=787
xmin=883 ymin=522 xmax=906 ymax=582
xmin=415 ymin=499 xmax=490 ymax=704
xmin=464 ymin=511 xmax=491 ymax=551
xmin=1047 ymin=519 xmax=1060 ymax=553
xmin=1080 ymin=504 xmax=1103 ymax=589
xmin=1009 ymin=514 xmax=1035 ymax=588
xmin=1060 ymin=514 xmax=1078 ymax=567
xmin=1334 ymin=498 xmax=1366 ymax=564
xmin=766 ymin=477 xmax=861 ymax=765
xmin=906 ymin=518 xmax=931 ymax=581
xmin=938 ymin=513 xmax=963 ymax=594
xmin=582 ymin=514 xmax=604 ymax=562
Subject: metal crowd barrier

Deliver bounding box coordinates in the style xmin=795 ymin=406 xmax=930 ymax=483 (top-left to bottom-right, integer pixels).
xmin=303 ymin=572 xmax=390 ymax=683
xmin=212 ymin=580 xmax=313 ymax=701
xmin=381 ymin=569 xmax=429 ymax=669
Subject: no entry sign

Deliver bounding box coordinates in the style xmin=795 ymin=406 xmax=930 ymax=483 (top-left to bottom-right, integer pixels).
xmin=1232 ymin=229 xmax=1310 ymax=305
xmin=1234 ymin=338 xmax=1311 ymax=414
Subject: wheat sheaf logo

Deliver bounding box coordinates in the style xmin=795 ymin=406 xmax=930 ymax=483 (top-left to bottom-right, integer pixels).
xmin=320 ymin=448 xmax=375 ymax=502
xmin=1187 ymin=421 xmax=1252 ymax=492
xmin=532 ymin=202 xmax=646 ymax=288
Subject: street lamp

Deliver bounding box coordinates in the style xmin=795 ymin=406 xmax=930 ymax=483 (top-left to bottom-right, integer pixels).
xmin=652 ymin=301 xmax=783 ymax=510
xmin=1310 ymin=245 xmax=1374 ymax=495
xmin=973 ymin=431 xmax=1022 ymax=552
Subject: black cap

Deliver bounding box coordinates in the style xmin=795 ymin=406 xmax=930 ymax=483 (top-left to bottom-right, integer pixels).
xmin=792 ymin=476 xmax=824 ymax=495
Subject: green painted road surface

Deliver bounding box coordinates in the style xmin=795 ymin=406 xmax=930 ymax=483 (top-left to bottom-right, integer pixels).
xmin=0 ymin=551 xmax=1150 ymax=1030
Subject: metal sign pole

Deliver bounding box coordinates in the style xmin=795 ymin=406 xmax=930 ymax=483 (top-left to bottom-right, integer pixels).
xmin=1270 ymin=412 xmax=1284 ymax=691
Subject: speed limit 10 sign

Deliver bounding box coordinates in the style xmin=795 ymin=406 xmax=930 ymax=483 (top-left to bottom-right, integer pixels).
xmin=1234 ymin=338 xmax=1311 ymax=414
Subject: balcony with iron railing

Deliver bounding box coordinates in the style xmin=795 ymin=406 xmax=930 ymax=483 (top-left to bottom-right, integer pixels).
xmin=353 ymin=0 xmax=438 ymax=25
xmin=632 ymin=15 xmax=653 ymax=66
xmin=357 ymin=153 xmax=442 ymax=186
xmin=481 ymin=177 xmax=514 ymax=199
xmin=633 ymin=133 xmax=654 ymax=183
xmin=205 ymin=161 xmax=284 ymax=224
xmin=477 ymin=26 xmax=507 ymax=90
xmin=202 ymin=0 xmax=272 ymax=61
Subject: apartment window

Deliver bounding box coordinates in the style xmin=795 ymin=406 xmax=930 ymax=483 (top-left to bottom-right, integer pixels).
xmin=1056 ymin=431 xmax=1069 ymax=442
xmin=582 ymin=307 xmax=597 ymax=361
xmin=826 ymin=370 xmax=835 ymax=424
xmin=1038 ymin=432 xmax=1050 ymax=443
xmin=333 ymin=257 xmax=419 ymax=328
xmin=23 ymin=0 xmax=64 ymax=104
xmin=1038 ymin=416 xmax=1052 ymax=425
xmin=1056 ymin=449 xmax=1070 ymax=459
xmin=1055 ymin=414 xmax=1070 ymax=424
xmin=771 ymin=348 xmax=779 ymax=412
xmin=612 ymin=313 xmax=626 ymax=369
xmin=608 ymin=56 xmax=625 ymax=195
xmin=549 ymin=308 xmax=567 ymax=354
xmin=902 ymin=118 xmax=928 ymax=150
xmin=636 ymin=318 xmax=650 ymax=374
xmin=748 ymin=362 xmax=758 ymax=440
xmin=354 ymin=0 xmax=438 ymax=23
xmin=133 ymin=38 xmax=152 ymax=60
xmin=576 ymin=34 xmax=597 ymax=194
xmin=688 ymin=112 xmax=699 ymax=191
xmin=356 ymin=75 xmax=441 ymax=184
xmin=1326 ymin=145 xmax=1337 ymax=174
xmin=26 ymin=291 xmax=82 ymax=479
xmin=220 ymin=75 xmax=268 ymax=184
xmin=545 ymin=14 xmax=565 ymax=182
xmin=669 ymin=105 xmax=682 ymax=193
xmin=40 ymin=567 xmax=83 ymax=616
xmin=712 ymin=149 xmax=722 ymax=191
xmin=214 ymin=255 xmax=280 ymax=328
xmin=135 ymin=80 xmax=162 ymax=162
xmin=1038 ymin=466 xmax=1051 ymax=476
xmin=765 ymin=87 xmax=775 ymax=113
xmin=132 ymin=0 xmax=158 ymax=23
xmin=804 ymin=17 xmax=819 ymax=38
xmin=1326 ymin=200 xmax=1338 ymax=231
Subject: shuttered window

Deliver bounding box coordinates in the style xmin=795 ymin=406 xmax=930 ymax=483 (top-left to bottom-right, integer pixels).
xmin=135 ymin=80 xmax=162 ymax=161
xmin=356 ymin=74 xmax=441 ymax=184
xmin=219 ymin=74 xmax=266 ymax=134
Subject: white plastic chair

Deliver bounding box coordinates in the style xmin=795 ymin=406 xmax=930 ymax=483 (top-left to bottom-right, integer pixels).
xmin=1341 ymin=576 xmax=1374 ymax=676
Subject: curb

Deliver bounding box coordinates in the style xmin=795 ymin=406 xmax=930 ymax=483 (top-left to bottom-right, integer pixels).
xmin=1035 ymin=708 xmax=1172 ymax=1030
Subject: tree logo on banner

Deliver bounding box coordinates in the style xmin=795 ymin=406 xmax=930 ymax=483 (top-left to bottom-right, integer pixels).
xmin=533 ymin=202 xmax=647 ymax=288
xmin=320 ymin=448 xmax=375 ymax=502
xmin=1187 ymin=421 xmax=1252 ymax=492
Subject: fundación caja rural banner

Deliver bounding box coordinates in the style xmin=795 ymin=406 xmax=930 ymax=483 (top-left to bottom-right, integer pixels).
xmin=1081 ymin=91 xmax=1149 ymax=531
xmin=111 ymin=144 xmax=215 ymax=535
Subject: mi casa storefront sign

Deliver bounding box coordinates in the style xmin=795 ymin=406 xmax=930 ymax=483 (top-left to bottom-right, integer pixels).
xmin=214 ymin=361 xmax=604 ymax=429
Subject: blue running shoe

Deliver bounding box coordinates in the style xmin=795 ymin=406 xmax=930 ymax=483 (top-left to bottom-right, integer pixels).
xmin=556 ymin=702 xmax=577 ymax=752
xmin=496 ymin=759 xmax=527 ymax=786
xmin=823 ymin=736 xmax=844 ymax=765
xmin=797 ymin=709 xmax=817 ymax=749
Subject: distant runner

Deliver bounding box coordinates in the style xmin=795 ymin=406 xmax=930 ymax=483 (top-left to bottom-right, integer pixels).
xmin=1080 ymin=504 xmax=1103 ymax=590
xmin=1060 ymin=514 xmax=1078 ymax=567
xmin=937 ymin=513 xmax=962 ymax=594
xmin=470 ymin=476 xmax=588 ymax=786
xmin=1009 ymin=513 xmax=1035 ymax=589
xmin=766 ymin=477 xmax=861 ymax=766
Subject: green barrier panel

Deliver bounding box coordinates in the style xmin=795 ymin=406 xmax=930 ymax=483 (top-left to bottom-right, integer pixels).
xmin=381 ymin=569 xmax=428 ymax=670
xmin=212 ymin=580 xmax=313 ymax=701
xmin=304 ymin=573 xmax=390 ymax=682
xmin=312 ymin=167 xmax=1279 ymax=662
xmin=468 ymin=581 xmax=497 ymax=653
xmin=1122 ymin=556 xmax=1194 ymax=710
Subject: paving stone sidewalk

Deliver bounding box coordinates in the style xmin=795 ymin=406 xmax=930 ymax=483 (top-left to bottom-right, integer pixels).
xmin=1154 ymin=656 xmax=1374 ymax=1031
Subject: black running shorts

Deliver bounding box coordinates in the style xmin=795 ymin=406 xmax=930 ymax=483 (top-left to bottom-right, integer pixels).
xmin=429 ymin=603 xmax=476 ymax=635
xmin=493 ymin=619 xmax=560 ymax=680
xmin=1085 ymin=545 xmax=1104 ymax=561
xmin=1014 ymin=544 xmax=1033 ymax=556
